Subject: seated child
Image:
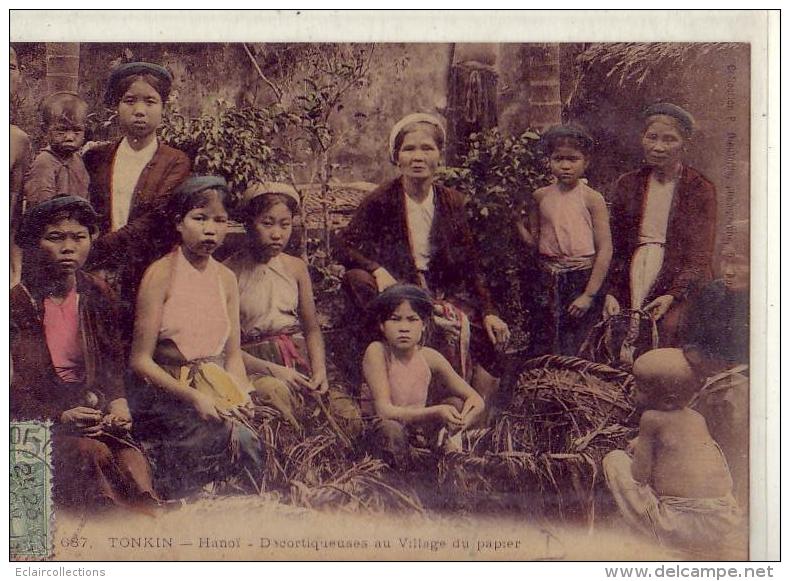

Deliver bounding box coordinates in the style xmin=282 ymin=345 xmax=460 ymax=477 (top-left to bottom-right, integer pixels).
xmin=362 ymin=284 xmax=485 ymax=469
xmin=517 ymin=124 xmax=612 ymax=356
xmin=603 ymin=348 xmax=742 ymax=553
xmin=24 ymin=91 xmax=90 ymax=207
xmin=11 ymin=195 xmax=158 ymax=511
xmin=225 ymin=182 xmax=361 ymax=437
xmin=129 ymin=176 xmax=265 ymax=499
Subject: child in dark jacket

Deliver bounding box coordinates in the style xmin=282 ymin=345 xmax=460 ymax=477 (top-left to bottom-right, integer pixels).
xmin=23 ymin=91 xmax=90 ymax=207
xmin=11 ymin=195 xmax=158 ymax=511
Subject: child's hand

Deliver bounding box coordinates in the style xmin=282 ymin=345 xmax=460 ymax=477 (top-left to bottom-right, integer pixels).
xmin=460 ymin=395 xmax=485 ymax=427
xmin=270 ymin=364 xmax=312 ymax=392
xmin=644 ymin=294 xmax=675 ymax=321
xmin=309 ymin=369 xmax=330 ymax=395
xmin=189 ymin=391 xmax=222 ymax=422
xmin=435 ymin=405 xmax=464 ymax=429
xmin=79 ymin=140 xmax=110 ymax=156
xmin=603 ymin=294 xmax=621 ymax=319
xmin=516 ymin=220 xmax=536 ymax=247
xmin=568 ymin=293 xmax=594 ymax=318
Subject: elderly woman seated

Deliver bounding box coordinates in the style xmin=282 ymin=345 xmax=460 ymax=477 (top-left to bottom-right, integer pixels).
xmin=336 ymin=113 xmax=510 ymax=413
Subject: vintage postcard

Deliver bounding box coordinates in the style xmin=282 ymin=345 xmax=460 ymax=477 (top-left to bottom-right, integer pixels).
xmin=5 ymin=9 xmax=778 ymax=566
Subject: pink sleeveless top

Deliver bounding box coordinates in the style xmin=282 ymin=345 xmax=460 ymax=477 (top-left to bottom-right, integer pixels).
xmin=43 ymin=287 xmax=84 ymax=383
xmin=386 ymin=348 xmax=432 ymax=408
xmin=159 ymin=247 xmax=231 ymax=361
xmin=537 ymin=182 xmax=596 ymax=259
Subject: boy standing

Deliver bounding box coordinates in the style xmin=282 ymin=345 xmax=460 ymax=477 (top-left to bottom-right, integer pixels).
xmin=517 ymin=125 xmax=612 ymax=356
xmin=23 ymin=91 xmax=91 ymax=207
xmin=603 ymin=348 xmax=743 ymax=554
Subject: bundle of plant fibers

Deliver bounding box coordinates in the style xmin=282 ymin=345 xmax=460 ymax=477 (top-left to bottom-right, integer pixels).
xmin=439 ymin=355 xmax=636 ymax=524
xmin=242 ymin=397 xmax=423 ymax=514
xmin=289 ymin=455 xmax=424 ymax=514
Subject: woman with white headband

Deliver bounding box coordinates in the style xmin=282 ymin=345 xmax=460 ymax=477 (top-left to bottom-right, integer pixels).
xmin=337 ymin=113 xmax=510 ymax=411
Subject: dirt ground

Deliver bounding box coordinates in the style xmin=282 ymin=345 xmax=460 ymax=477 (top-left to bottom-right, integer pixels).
xmin=49 ymin=495 xmax=748 ymax=562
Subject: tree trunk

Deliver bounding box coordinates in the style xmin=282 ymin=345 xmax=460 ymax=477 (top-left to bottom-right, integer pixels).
xmin=446 ymin=43 xmax=499 ymax=165
xmin=528 ymin=43 xmax=562 ymax=132
xmin=320 ymin=150 xmax=332 ymax=266
xmin=46 ymin=43 xmax=80 ymax=94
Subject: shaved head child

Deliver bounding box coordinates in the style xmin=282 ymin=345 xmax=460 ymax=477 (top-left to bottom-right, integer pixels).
xmin=603 ymin=348 xmax=743 ymax=555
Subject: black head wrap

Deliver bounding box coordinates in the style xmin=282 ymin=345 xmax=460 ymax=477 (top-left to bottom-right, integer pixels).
xmin=643 ymin=102 xmax=695 ymax=137
xmin=104 ymin=61 xmax=173 ymax=106
xmin=16 ymin=194 xmax=98 ymax=248
xmin=368 ymin=284 xmax=434 ymax=323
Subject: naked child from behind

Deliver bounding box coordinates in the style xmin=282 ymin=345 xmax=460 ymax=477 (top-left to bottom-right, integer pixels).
xmin=603 ymin=348 xmax=743 ymax=555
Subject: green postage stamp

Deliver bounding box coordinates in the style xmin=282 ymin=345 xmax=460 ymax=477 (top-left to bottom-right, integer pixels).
xmin=10 ymin=421 xmax=53 ymax=560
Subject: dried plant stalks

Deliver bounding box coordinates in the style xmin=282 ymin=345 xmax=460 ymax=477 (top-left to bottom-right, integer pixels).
xmin=212 ymin=396 xmax=424 ymax=515
xmin=439 ymin=355 xmax=637 ymax=524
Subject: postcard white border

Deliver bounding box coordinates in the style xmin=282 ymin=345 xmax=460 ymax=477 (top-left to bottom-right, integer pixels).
xmin=3 ymin=8 xmax=779 ymax=575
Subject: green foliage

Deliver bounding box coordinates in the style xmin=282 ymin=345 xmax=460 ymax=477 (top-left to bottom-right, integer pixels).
xmin=440 ymin=128 xmax=551 ymax=338
xmin=160 ymin=103 xmax=292 ymax=191
xmin=283 ymin=45 xmax=373 ymax=262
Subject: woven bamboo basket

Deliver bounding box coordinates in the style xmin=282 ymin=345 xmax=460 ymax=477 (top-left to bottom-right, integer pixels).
xmin=438 ymin=355 xmax=637 ymax=524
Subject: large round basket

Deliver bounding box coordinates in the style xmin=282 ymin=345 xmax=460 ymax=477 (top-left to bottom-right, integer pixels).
xmin=438 ymin=355 xmax=637 ymax=524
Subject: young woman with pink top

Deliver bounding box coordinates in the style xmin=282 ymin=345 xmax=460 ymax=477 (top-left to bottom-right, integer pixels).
xmin=129 ymin=176 xmax=264 ymax=499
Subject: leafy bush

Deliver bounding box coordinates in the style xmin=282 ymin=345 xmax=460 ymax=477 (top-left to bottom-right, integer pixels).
xmin=160 ymin=103 xmax=292 ymax=192
xmin=440 ymin=128 xmax=551 ymax=345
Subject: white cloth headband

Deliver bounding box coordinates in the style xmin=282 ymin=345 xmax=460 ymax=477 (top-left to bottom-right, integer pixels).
xmin=242 ymin=181 xmax=300 ymax=207
xmin=388 ymin=113 xmax=446 ymax=164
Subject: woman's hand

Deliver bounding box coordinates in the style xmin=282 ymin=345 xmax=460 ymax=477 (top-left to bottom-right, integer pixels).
xmin=568 ymin=293 xmax=594 ymax=318
xmin=603 ymin=294 xmax=621 ymax=319
xmin=372 ymin=267 xmax=398 ymax=293
xmin=61 ymin=406 xmax=102 ymax=427
xmin=270 ymin=363 xmax=312 ymax=392
xmin=189 ymin=391 xmax=222 ymax=423
xmin=460 ymin=394 xmax=485 ymax=427
xmin=434 ymin=404 xmax=464 ymax=429
xmin=106 ymin=398 xmax=132 ymax=428
xmin=432 ymin=307 xmax=461 ymax=339
xmin=644 ymin=294 xmax=675 ymax=320
xmin=102 ymin=414 xmax=132 ymax=433
xmin=483 ymin=314 xmax=510 ymax=348
xmin=61 ymin=407 xmax=104 ymax=437
xmin=240 ymin=401 xmax=255 ymax=419
xmin=309 ymin=368 xmax=330 ymax=395
xmin=226 ymin=401 xmax=255 ymax=422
